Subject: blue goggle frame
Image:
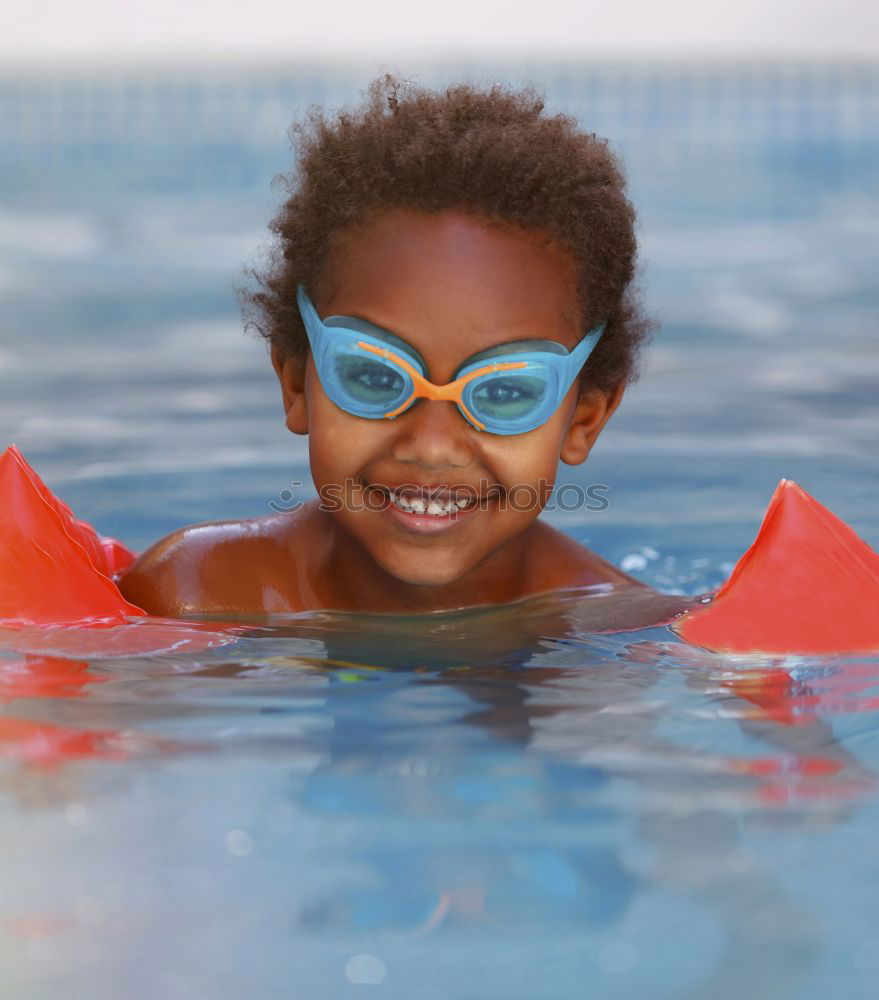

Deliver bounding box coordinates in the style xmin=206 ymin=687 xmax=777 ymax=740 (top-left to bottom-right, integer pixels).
xmin=297 ymin=285 xmax=606 ymax=436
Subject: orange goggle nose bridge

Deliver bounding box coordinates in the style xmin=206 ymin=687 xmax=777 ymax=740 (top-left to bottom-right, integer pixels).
xmin=356 ymin=341 xmax=529 ymax=431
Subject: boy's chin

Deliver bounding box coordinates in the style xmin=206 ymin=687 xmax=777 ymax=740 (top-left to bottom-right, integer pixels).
xmin=375 ymin=551 xmax=475 ymax=591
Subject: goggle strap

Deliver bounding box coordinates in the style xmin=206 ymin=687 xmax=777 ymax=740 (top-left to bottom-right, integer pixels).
xmin=296 ymin=286 xmax=322 ymax=343
xmin=559 ymin=321 xmax=607 ymax=393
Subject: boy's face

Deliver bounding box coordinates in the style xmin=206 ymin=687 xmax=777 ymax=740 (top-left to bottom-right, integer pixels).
xmin=273 ymin=209 xmax=622 ymax=592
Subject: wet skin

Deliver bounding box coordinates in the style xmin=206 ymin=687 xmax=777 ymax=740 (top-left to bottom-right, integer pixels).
xmin=120 ymin=209 xmax=679 ymax=623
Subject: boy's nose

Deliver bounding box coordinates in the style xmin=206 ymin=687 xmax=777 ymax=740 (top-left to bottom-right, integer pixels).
xmin=388 ymin=398 xmax=478 ymax=470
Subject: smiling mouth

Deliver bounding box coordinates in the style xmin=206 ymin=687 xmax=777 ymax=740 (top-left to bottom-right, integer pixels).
xmin=363 ymin=481 xmax=504 ymax=517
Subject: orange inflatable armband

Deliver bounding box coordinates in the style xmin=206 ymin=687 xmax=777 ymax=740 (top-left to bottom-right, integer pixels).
xmin=0 ymin=444 xmax=144 ymax=625
xmin=675 ymin=480 xmax=879 ymax=654
xmin=0 ymin=445 xmax=246 ymax=659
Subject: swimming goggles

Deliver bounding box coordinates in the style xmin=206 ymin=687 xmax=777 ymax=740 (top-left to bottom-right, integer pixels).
xmin=296 ymin=285 xmax=606 ymax=435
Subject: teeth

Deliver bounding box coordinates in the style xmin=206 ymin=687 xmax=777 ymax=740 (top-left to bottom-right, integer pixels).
xmin=390 ymin=490 xmax=477 ymax=516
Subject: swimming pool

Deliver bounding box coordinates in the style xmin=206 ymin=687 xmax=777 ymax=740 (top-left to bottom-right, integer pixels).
xmin=1 ymin=61 xmax=878 ymax=998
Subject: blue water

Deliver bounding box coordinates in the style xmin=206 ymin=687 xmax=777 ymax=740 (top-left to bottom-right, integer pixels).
xmin=1 ymin=61 xmax=878 ymax=998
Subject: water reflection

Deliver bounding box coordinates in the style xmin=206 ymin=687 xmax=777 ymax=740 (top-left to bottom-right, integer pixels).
xmin=2 ymin=589 xmax=877 ymax=997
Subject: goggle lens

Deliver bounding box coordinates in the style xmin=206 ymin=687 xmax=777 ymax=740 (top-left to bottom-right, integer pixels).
xmin=334 ymin=354 xmax=408 ymax=406
xmin=469 ymin=373 xmax=547 ymax=422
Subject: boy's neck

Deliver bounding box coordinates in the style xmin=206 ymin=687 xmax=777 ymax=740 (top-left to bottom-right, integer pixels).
xmin=310 ymin=507 xmax=538 ymax=614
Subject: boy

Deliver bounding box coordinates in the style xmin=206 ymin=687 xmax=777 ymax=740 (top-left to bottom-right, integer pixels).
xmin=120 ymin=76 xmax=690 ymax=627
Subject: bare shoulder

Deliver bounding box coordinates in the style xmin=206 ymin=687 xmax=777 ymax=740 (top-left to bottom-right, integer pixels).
xmin=118 ymin=509 xmax=313 ymax=616
xmin=529 ymin=519 xmax=647 ymax=590
xmin=525 ymin=522 xmax=697 ymax=630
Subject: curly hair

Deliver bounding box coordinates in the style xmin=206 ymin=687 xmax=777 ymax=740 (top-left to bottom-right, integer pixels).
xmin=243 ymin=74 xmax=655 ymax=394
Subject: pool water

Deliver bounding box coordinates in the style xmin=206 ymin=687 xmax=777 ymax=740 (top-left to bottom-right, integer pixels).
xmin=1 ymin=62 xmax=878 ymax=998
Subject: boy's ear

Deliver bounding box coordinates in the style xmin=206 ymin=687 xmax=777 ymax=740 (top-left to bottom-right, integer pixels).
xmin=560 ymin=383 xmax=625 ymax=466
xmin=271 ymin=345 xmax=309 ymax=435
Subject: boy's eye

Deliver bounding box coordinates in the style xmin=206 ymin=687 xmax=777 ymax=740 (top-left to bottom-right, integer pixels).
xmin=472 ymin=376 xmax=546 ymax=418
xmin=336 ymin=357 xmax=406 ymax=403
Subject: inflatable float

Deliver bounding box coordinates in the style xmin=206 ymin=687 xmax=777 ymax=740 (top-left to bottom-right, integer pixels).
xmin=0 ymin=444 xmax=243 ymax=658
xmin=1 ymin=443 xmax=878 ymax=655
xmin=673 ymin=478 xmax=879 ymax=655
xmin=0 ymin=444 xmax=247 ymax=765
